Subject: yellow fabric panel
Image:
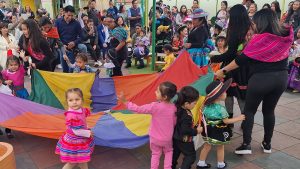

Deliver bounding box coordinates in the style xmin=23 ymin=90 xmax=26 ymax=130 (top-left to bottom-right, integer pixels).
xmin=112 ymin=96 xmax=205 ymax=137
xmin=191 ymin=96 xmax=206 ymax=125
xmin=22 ymin=0 xmax=36 ymax=14
xmin=112 ymin=112 xmax=151 ymax=136
xmin=38 ymin=70 xmax=95 ymax=109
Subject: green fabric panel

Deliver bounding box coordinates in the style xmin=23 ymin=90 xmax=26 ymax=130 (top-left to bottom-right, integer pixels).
xmin=171 ymin=67 xmax=214 ymax=102
xmin=190 ymin=67 xmax=215 ymax=96
xmin=28 ymin=70 xmax=64 ymax=109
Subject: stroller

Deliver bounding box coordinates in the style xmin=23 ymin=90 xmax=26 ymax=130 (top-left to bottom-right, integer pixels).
xmin=288 ymin=57 xmax=300 ymax=91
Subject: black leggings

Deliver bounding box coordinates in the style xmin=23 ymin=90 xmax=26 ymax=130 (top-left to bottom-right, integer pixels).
xmin=85 ymin=43 xmax=100 ymax=62
xmin=172 ymin=140 xmax=196 ymax=169
xmin=243 ymin=71 xmax=288 ymax=145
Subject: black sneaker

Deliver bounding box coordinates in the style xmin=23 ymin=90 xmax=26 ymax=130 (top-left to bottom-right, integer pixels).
xmin=235 ymin=144 xmax=252 ymax=155
xmin=196 ymin=163 xmax=211 ymax=169
xmin=261 ymin=141 xmax=272 ymax=154
xmin=137 ymin=65 xmax=145 ymax=69
xmin=0 ymin=129 xmax=3 ymax=135
xmin=6 ymin=132 xmax=14 ymax=139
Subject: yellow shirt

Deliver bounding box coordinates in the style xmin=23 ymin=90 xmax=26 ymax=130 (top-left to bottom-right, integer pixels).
xmin=162 ymin=53 xmax=176 ymax=71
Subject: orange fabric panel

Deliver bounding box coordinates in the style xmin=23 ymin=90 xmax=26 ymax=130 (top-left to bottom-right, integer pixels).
xmin=0 ymin=112 xmax=103 ymax=139
xmin=124 ymin=51 xmax=207 ymax=107
xmin=113 ymin=74 xmax=158 ymax=110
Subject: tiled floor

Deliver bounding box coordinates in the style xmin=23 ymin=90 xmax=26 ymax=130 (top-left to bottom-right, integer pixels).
xmin=1 ymin=67 xmax=300 ymax=169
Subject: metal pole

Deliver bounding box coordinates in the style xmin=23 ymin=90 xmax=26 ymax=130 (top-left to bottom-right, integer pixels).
xmin=151 ymin=0 xmax=156 ymax=71
xmin=141 ymin=0 xmax=145 ymax=27
xmin=145 ymin=0 xmax=149 ymax=32
xmin=282 ymin=0 xmax=286 ymax=16
xmin=216 ymin=0 xmax=219 ymax=16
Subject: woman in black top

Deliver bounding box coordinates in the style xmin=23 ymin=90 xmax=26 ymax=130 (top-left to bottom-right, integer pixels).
xmin=184 ymin=8 xmax=214 ymax=67
xmin=210 ymin=4 xmax=251 ymax=126
xmin=216 ymin=9 xmax=293 ymax=155
xmin=19 ymin=19 xmax=54 ymax=71
xmin=106 ymin=15 xmax=128 ymax=76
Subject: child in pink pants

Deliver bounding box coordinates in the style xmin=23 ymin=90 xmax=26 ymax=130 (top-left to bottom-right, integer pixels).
xmin=119 ymin=81 xmax=177 ymax=169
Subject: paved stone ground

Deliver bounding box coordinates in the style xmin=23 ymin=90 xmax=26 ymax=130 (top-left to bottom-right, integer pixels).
xmin=1 ymin=66 xmax=300 ymax=169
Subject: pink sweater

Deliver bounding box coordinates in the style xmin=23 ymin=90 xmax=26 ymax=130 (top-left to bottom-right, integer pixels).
xmin=126 ymin=101 xmax=177 ymax=142
xmin=1 ymin=66 xmax=25 ymax=87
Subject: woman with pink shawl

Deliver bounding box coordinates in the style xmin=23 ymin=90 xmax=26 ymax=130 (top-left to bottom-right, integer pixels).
xmin=216 ymin=9 xmax=293 ymax=155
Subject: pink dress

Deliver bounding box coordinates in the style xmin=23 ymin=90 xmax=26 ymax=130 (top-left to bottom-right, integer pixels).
xmin=55 ymin=108 xmax=94 ymax=163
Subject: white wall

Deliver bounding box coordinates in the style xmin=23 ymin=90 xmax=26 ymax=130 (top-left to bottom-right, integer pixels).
xmin=147 ymin=0 xmax=293 ymax=19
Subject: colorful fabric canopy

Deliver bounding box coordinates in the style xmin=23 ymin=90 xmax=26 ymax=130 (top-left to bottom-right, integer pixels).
xmin=0 ymin=51 xmax=214 ymax=149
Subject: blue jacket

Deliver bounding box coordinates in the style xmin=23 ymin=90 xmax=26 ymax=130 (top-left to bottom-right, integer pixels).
xmin=97 ymin=24 xmax=106 ymax=48
xmin=55 ymin=18 xmax=83 ymax=45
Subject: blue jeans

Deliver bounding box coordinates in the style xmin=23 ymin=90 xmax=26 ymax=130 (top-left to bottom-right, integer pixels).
xmin=133 ymin=48 xmax=149 ymax=66
xmin=61 ymin=50 xmax=75 ymax=73
xmin=78 ymin=43 xmax=87 ymax=53
xmin=60 ymin=44 xmax=87 ymax=73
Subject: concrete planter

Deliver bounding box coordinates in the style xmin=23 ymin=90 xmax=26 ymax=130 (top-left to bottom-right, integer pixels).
xmin=0 ymin=142 xmax=16 ymax=169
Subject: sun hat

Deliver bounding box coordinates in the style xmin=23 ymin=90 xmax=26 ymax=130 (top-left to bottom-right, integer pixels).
xmin=191 ymin=8 xmax=208 ymax=19
xmin=205 ymin=78 xmax=232 ymax=105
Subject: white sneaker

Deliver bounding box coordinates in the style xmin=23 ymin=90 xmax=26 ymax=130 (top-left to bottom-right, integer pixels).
xmin=94 ymin=62 xmax=100 ymax=67
xmin=57 ymin=64 xmax=62 ymax=69
xmin=98 ymin=60 xmax=104 ymax=67
xmin=104 ymin=62 xmax=115 ymax=69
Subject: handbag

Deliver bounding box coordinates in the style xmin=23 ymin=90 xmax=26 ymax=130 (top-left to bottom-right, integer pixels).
xmin=193 ymin=133 xmax=204 ymax=150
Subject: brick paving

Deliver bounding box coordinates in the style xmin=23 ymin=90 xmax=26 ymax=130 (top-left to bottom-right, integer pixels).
xmin=1 ymin=66 xmax=300 ymax=169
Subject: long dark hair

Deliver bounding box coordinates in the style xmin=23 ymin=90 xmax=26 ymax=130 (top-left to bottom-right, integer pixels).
xmin=253 ymin=9 xmax=289 ymax=36
xmin=119 ymin=5 xmax=125 ymax=13
xmin=179 ymin=5 xmax=187 ymax=18
xmin=286 ymin=0 xmax=300 ymax=22
xmin=0 ymin=22 xmax=8 ymax=36
xmin=271 ymin=1 xmax=281 ymax=14
xmin=22 ymin=19 xmax=45 ymax=52
xmin=226 ymin=4 xmax=251 ymax=48
xmin=262 ymin=3 xmax=271 ymax=9
xmin=115 ymin=16 xmax=125 ymax=27
xmin=198 ymin=17 xmax=211 ymax=38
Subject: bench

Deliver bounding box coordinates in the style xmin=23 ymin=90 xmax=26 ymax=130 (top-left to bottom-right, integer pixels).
xmin=134 ymin=53 xmax=151 ymax=66
xmin=155 ymin=53 xmax=166 ymax=70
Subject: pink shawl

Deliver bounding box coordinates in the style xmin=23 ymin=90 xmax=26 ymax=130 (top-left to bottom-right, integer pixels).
xmin=243 ymin=27 xmax=294 ymax=62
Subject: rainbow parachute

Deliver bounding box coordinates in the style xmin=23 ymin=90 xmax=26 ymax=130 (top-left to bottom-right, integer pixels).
xmin=0 ymin=51 xmax=214 ymax=149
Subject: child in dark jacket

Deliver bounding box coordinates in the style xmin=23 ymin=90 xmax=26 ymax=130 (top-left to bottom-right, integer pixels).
xmin=172 ymin=86 xmax=203 ymax=169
